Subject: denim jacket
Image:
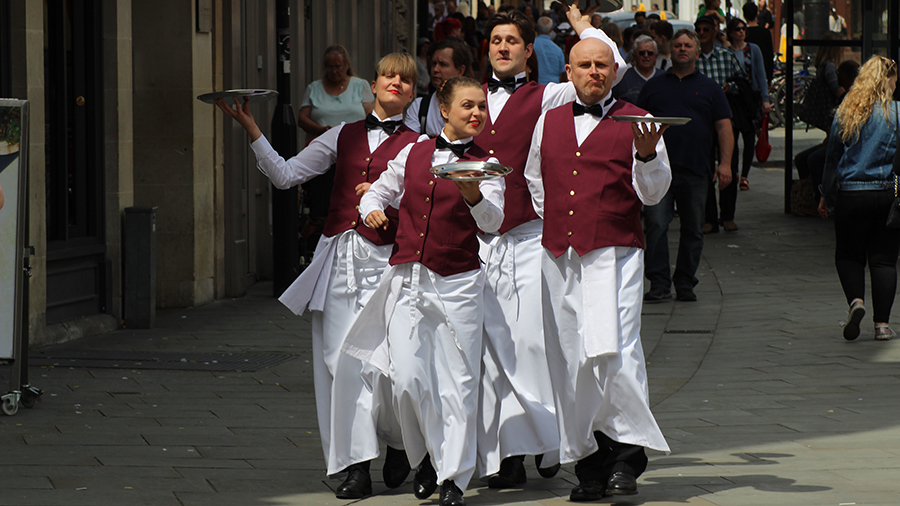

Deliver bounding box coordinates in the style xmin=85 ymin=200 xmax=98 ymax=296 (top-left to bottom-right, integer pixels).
xmin=822 ymin=101 xmax=900 ymax=209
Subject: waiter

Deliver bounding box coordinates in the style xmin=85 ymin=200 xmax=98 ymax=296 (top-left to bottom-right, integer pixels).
xmin=216 ymin=53 xmax=420 ymax=499
xmin=524 ymin=37 xmax=671 ymax=502
xmin=476 ymin=4 xmax=626 ymax=487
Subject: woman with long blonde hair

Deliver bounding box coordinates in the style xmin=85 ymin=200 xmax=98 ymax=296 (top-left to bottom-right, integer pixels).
xmin=819 ymin=55 xmax=899 ymax=341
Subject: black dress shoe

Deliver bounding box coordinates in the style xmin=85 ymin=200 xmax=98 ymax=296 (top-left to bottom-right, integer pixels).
xmin=534 ymin=453 xmax=561 ymax=478
xmin=335 ymin=463 xmax=372 ymax=499
xmin=413 ymin=455 xmax=438 ymax=499
xmin=487 ymin=455 xmax=526 ymax=488
xmin=605 ymin=471 xmax=638 ymax=496
xmin=569 ymin=480 xmax=605 ymax=502
xmin=644 ymin=287 xmax=672 ymax=303
xmin=439 ymin=479 xmax=466 ymax=506
xmin=675 ymin=287 xmax=697 ymax=302
xmin=383 ymin=446 xmax=411 ymax=489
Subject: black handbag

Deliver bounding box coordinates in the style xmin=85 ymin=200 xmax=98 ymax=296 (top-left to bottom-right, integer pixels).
xmin=799 ymin=67 xmax=838 ymax=132
xmin=886 ymin=104 xmax=900 ymax=228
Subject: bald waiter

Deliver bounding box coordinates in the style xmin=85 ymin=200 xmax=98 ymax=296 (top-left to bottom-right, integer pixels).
xmin=524 ymin=37 xmax=671 ymax=502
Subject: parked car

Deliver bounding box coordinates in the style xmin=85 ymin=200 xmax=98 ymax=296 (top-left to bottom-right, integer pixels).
xmin=603 ymin=11 xmax=694 ymax=32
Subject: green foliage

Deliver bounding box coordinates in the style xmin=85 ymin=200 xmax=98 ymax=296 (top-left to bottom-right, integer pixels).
xmin=0 ymin=107 xmax=21 ymax=146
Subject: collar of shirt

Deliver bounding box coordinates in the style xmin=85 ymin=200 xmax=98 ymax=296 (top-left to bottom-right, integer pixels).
xmin=572 ymin=94 xmax=615 ymax=147
xmin=370 ymin=111 xmax=404 ymax=123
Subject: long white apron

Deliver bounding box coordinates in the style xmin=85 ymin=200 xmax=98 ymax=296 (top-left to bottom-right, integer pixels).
xmin=303 ymin=230 xmax=398 ymax=475
xmin=477 ymin=219 xmax=560 ymax=477
xmin=345 ymin=262 xmax=484 ymax=490
xmin=541 ymin=246 xmax=669 ymax=465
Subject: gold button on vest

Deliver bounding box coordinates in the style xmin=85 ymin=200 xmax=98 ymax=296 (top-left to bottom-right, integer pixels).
xmin=570 ymin=190 xmax=575 ymax=196
xmin=573 ymin=170 xmax=578 ymax=176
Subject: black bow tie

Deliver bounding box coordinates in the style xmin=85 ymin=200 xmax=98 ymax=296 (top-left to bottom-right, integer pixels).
xmin=365 ymin=116 xmax=403 ymax=135
xmin=435 ymin=136 xmax=473 ymax=158
xmin=572 ymin=96 xmax=615 ymax=118
xmin=487 ymin=76 xmax=526 ymax=93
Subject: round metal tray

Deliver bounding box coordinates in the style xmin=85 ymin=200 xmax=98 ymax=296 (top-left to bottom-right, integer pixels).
xmin=197 ymin=89 xmax=279 ymax=104
xmin=612 ymin=115 xmax=691 ymax=125
xmin=430 ymin=161 xmax=513 ymax=181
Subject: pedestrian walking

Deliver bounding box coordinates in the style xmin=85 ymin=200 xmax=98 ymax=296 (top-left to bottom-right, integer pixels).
xmin=818 ymin=55 xmax=900 ymax=341
xmin=638 ymin=29 xmax=733 ymax=303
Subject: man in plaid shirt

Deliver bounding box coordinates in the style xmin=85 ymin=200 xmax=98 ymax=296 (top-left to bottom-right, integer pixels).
xmin=694 ymin=15 xmax=748 ymax=234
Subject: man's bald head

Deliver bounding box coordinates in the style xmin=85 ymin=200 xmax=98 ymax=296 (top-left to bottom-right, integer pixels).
xmin=566 ymin=38 xmax=618 ymax=105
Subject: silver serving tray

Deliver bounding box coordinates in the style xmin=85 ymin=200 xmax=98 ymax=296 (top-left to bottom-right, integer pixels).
xmin=430 ymin=161 xmax=512 ymax=181
xmin=612 ymin=115 xmax=691 ymax=125
xmin=197 ymin=89 xmax=279 ymax=104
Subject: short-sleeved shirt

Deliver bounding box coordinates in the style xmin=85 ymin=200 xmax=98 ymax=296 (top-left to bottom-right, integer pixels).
xmin=300 ymin=76 xmax=374 ymax=129
xmin=613 ymin=66 xmax=665 ymax=105
xmin=696 ymin=45 xmax=746 ymax=86
xmin=637 ymin=68 xmax=731 ymax=175
xmin=533 ymin=34 xmax=566 ymax=85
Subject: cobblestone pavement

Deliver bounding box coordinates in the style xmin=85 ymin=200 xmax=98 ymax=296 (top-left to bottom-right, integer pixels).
xmin=4 ymin=129 xmax=900 ymax=505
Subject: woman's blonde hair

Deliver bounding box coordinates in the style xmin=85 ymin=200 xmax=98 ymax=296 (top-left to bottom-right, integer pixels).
xmin=374 ymin=52 xmax=418 ymax=88
xmin=323 ymin=44 xmax=356 ymax=77
xmin=835 ymin=55 xmax=897 ymax=144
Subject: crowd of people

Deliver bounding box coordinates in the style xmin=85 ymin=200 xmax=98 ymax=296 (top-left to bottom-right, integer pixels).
xmin=211 ymin=1 xmax=898 ymax=505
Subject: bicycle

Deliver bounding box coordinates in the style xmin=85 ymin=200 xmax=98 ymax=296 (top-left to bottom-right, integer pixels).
xmin=768 ymin=54 xmax=815 ymax=129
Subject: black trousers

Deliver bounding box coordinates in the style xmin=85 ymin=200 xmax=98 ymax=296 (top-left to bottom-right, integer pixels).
xmin=573 ymin=431 xmax=648 ymax=484
xmin=834 ymin=189 xmax=900 ymax=322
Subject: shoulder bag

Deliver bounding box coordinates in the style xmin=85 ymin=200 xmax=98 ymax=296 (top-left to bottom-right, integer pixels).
xmin=884 ymin=103 xmax=900 ymax=228
xmin=799 ymin=66 xmax=838 ymax=132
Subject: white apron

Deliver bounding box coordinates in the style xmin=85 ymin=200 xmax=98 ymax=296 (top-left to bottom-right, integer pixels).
xmin=477 ymin=219 xmax=560 ymax=477
xmin=542 ymin=246 xmax=670 ymax=465
xmin=281 ymin=230 xmax=398 ymax=475
xmin=344 ymin=262 xmax=484 ymax=490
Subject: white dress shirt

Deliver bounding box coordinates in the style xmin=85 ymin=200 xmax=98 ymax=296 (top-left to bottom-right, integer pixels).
xmin=524 ymin=93 xmax=672 ymax=216
xmin=250 ymin=111 xmax=404 ymax=189
xmin=360 ymin=132 xmax=506 ymax=233
xmin=404 ymin=95 xmax=445 ymax=137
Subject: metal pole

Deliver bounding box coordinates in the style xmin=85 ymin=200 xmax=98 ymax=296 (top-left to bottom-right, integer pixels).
xmin=271 ymin=0 xmax=300 ymax=297
xmin=785 ymin=0 xmax=794 ymax=214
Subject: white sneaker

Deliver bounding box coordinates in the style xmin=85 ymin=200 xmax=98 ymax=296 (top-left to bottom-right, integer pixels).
xmin=842 ymin=300 xmax=865 ymax=341
xmin=874 ymin=325 xmax=895 ymax=341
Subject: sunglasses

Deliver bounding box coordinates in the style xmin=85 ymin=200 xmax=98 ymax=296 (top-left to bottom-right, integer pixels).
xmin=880 ymin=56 xmax=897 ymax=71
xmin=695 ymin=26 xmax=714 ymax=33
xmin=637 ymin=50 xmax=657 ymax=56
xmin=731 ymin=26 xmax=746 ymax=32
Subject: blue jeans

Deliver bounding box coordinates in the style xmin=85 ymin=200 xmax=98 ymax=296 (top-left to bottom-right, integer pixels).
xmin=644 ymin=167 xmax=708 ymax=292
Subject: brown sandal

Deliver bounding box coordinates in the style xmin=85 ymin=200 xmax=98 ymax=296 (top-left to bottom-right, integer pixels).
xmin=739 ymin=177 xmax=750 ymax=190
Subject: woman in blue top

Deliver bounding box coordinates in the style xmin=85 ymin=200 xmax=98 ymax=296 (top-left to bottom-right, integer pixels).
xmin=727 ymin=17 xmax=771 ymax=191
xmin=819 ymin=56 xmax=899 ymax=341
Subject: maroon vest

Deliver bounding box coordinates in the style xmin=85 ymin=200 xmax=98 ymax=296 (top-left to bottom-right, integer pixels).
xmin=389 ymin=139 xmax=493 ymax=276
xmin=477 ymin=81 xmax=544 ymax=234
xmin=540 ymin=100 xmax=646 ymax=258
xmin=323 ymin=121 xmax=419 ymax=245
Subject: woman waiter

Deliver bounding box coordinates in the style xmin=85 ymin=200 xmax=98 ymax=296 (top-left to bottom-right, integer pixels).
xmin=345 ymin=76 xmax=504 ymax=506
xmin=215 ymin=53 xmax=420 ymax=499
